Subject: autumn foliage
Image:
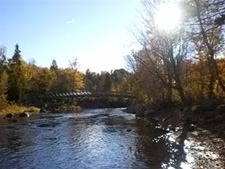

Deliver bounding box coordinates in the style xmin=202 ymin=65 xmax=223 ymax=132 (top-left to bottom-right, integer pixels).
xmin=126 ymin=0 xmax=225 ymax=103
xmin=0 ymin=44 xmax=85 ymax=108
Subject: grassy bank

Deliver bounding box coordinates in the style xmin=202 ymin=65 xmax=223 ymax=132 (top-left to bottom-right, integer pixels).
xmin=0 ymin=104 xmax=40 ymax=118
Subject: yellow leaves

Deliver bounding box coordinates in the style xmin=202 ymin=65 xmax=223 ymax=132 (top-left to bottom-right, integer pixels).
xmin=65 ymin=68 xmax=84 ymax=91
xmin=0 ymin=70 xmax=8 ymax=101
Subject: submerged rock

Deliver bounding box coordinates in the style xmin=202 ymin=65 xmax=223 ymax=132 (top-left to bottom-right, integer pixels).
xmin=11 ymin=119 xmax=18 ymax=123
xmin=126 ymin=128 xmax=132 ymax=132
xmin=38 ymin=122 xmax=59 ymax=128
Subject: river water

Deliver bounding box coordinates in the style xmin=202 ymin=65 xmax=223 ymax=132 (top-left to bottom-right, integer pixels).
xmin=0 ymin=108 xmax=189 ymax=169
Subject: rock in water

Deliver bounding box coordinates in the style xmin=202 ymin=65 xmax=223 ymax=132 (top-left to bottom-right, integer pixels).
xmin=5 ymin=113 xmax=13 ymax=119
xmin=126 ymin=128 xmax=132 ymax=132
xmin=18 ymin=112 xmax=30 ymax=117
xmin=191 ymin=105 xmax=202 ymax=113
xmin=40 ymin=107 xmax=47 ymax=113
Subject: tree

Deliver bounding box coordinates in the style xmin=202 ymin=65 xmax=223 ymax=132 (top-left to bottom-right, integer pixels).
xmin=215 ymin=14 xmax=225 ymax=26
xmin=66 ymin=68 xmax=84 ymax=92
xmin=0 ymin=46 xmax=6 ymax=63
xmin=110 ymin=69 xmax=131 ymax=94
xmin=0 ymin=68 xmax=8 ymax=102
xmin=50 ymin=59 xmax=58 ymax=70
xmin=0 ymin=46 xmax=7 ymax=75
xmin=68 ymin=58 xmax=82 ymax=91
xmin=37 ymin=68 xmax=56 ymax=94
xmin=128 ymin=0 xmax=190 ymax=103
xmin=69 ymin=58 xmax=78 ymax=70
xmin=84 ymin=69 xmax=96 ymax=92
xmin=102 ymin=72 xmax=112 ymax=92
xmin=12 ymin=44 xmax=22 ymax=63
xmin=0 ymin=70 xmax=8 ymax=111
xmin=28 ymin=58 xmax=36 ymax=66
xmin=7 ymin=45 xmax=33 ymax=102
xmin=183 ymin=0 xmax=225 ymax=97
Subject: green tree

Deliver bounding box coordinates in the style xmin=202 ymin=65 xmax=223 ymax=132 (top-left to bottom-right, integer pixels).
xmin=84 ymin=69 xmax=96 ymax=92
xmin=7 ymin=45 xmax=32 ymax=103
xmin=50 ymin=59 xmax=58 ymax=70
xmin=0 ymin=46 xmax=6 ymax=63
xmin=12 ymin=44 xmax=22 ymax=63
xmin=102 ymin=72 xmax=112 ymax=92
xmin=37 ymin=68 xmax=56 ymax=94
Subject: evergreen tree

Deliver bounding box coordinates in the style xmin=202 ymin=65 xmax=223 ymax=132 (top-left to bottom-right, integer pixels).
xmin=50 ymin=59 xmax=58 ymax=70
xmin=103 ymin=72 xmax=112 ymax=92
xmin=0 ymin=46 xmax=6 ymax=63
xmin=12 ymin=44 xmax=21 ymax=63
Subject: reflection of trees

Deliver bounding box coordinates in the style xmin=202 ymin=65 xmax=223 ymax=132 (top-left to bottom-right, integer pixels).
xmin=134 ymin=119 xmax=188 ymax=168
xmin=134 ymin=120 xmax=169 ymax=168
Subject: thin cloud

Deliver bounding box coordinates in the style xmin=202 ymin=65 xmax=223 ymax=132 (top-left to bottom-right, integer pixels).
xmin=66 ymin=18 xmax=75 ymax=24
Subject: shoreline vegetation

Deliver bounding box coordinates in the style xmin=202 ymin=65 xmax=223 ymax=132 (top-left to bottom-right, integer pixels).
xmin=0 ymin=103 xmax=40 ymax=118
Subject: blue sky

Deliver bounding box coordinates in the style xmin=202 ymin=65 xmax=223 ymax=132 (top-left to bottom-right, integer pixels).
xmin=0 ymin=0 xmax=142 ymax=72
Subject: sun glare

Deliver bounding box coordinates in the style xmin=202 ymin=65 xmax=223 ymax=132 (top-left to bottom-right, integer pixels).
xmin=154 ymin=3 xmax=182 ymax=31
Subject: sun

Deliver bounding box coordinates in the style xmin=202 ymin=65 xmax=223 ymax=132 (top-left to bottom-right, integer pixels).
xmin=154 ymin=3 xmax=182 ymax=31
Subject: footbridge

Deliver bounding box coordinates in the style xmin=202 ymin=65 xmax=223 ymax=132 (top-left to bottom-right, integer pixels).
xmin=46 ymin=91 xmax=136 ymax=100
xmin=45 ymin=91 xmax=136 ymax=108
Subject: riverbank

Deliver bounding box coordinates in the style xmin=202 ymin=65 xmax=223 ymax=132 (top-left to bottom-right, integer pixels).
xmin=0 ymin=104 xmax=40 ymax=119
xmin=125 ymin=99 xmax=225 ymax=168
xmin=125 ymin=99 xmax=225 ymax=135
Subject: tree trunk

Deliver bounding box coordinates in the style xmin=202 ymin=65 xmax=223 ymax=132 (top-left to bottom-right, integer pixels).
xmin=168 ymin=43 xmax=186 ymax=103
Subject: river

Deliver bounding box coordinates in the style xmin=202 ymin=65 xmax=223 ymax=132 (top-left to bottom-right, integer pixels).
xmin=0 ymin=108 xmax=200 ymax=169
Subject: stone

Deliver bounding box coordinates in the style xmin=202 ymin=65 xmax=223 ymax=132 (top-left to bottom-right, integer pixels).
xmin=191 ymin=105 xmax=202 ymax=113
xmin=189 ymin=124 xmax=195 ymax=132
xmin=18 ymin=112 xmax=30 ymax=117
xmin=126 ymin=104 xmax=147 ymax=117
xmin=215 ymin=114 xmax=224 ymax=123
xmin=167 ymin=125 xmax=175 ymax=131
xmin=144 ymin=109 xmax=154 ymax=118
xmin=5 ymin=113 xmax=13 ymax=119
xmin=216 ymin=104 xmax=225 ymax=110
xmin=201 ymin=99 xmax=223 ymax=111
xmin=204 ymin=112 xmax=215 ymax=120
xmin=126 ymin=128 xmax=132 ymax=132
xmin=216 ymin=104 xmax=225 ymax=114
xmin=183 ymin=107 xmax=190 ymax=112
xmin=40 ymin=107 xmax=47 ymax=113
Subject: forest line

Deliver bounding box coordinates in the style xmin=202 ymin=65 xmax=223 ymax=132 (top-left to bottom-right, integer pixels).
xmin=1 ymin=0 xmax=225 ymax=113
